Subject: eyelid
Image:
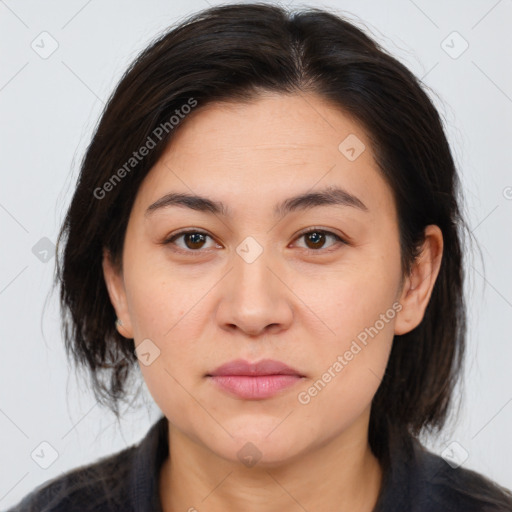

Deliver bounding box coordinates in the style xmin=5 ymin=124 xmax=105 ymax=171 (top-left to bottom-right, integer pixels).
xmin=164 ymin=228 xmax=209 ymax=242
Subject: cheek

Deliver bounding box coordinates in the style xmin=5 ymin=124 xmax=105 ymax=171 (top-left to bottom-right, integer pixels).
xmin=292 ymin=249 xmax=400 ymax=412
xmin=295 ymin=288 xmax=397 ymax=430
xmin=296 ymin=247 xmax=402 ymax=345
xmin=122 ymin=251 xmax=209 ymax=400
xmin=122 ymin=242 xmax=198 ymax=341
xmin=330 ymin=273 xmax=400 ymax=342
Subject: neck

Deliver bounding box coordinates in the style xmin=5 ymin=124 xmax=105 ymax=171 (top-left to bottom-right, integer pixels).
xmin=159 ymin=411 xmax=383 ymax=512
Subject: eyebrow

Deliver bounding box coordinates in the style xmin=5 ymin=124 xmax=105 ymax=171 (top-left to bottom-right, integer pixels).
xmin=145 ymin=186 xmax=368 ymax=219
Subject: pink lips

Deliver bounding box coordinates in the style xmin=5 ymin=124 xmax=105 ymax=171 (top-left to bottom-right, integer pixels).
xmin=207 ymin=359 xmax=305 ymax=400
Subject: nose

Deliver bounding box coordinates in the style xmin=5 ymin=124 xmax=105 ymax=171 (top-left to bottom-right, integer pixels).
xmin=215 ymin=247 xmax=294 ymax=337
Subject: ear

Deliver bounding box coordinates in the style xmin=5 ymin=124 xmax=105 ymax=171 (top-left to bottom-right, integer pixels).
xmin=394 ymin=225 xmax=443 ymax=336
xmin=102 ymin=248 xmax=134 ymax=339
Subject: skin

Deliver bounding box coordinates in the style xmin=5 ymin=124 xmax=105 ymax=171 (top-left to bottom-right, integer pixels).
xmin=103 ymin=92 xmax=443 ymax=512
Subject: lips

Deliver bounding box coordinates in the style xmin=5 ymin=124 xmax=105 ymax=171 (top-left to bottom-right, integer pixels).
xmin=207 ymin=358 xmax=304 ymax=377
xmin=206 ymin=359 xmax=305 ymax=400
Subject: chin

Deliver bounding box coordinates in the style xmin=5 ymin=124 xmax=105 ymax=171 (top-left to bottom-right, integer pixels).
xmin=209 ymin=425 xmax=307 ymax=468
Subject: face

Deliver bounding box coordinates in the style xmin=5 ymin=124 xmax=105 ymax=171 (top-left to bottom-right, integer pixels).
xmin=104 ymin=92 xmax=439 ymax=466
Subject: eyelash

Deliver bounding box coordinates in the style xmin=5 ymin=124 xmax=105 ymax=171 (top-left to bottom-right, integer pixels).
xmin=162 ymin=227 xmax=348 ymax=255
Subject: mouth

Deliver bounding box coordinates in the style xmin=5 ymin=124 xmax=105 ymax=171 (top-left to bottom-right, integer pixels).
xmin=206 ymin=358 xmax=305 ymax=400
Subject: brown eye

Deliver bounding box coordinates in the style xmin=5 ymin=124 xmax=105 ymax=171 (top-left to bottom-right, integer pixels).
xmin=182 ymin=232 xmax=207 ymax=249
xmin=295 ymin=229 xmax=346 ymax=252
xmin=165 ymin=230 xmax=216 ymax=252
xmin=304 ymin=231 xmax=327 ymax=250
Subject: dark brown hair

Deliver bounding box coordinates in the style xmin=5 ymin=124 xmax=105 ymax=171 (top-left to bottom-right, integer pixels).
xmin=57 ymin=1 xmax=467 ymax=467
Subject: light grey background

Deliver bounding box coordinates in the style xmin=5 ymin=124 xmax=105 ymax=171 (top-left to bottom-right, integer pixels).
xmin=1 ymin=0 xmax=511 ymax=508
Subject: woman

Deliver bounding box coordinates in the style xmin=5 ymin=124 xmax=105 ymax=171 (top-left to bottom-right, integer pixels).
xmin=8 ymin=3 xmax=512 ymax=511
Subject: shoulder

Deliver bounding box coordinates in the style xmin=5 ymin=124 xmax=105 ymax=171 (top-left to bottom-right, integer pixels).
xmin=5 ymin=444 xmax=137 ymax=512
xmin=414 ymin=442 xmax=512 ymax=511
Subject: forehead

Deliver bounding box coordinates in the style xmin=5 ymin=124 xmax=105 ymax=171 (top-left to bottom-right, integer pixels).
xmin=132 ymin=92 xmax=394 ymax=220
xmin=165 ymin=92 xmax=370 ymax=159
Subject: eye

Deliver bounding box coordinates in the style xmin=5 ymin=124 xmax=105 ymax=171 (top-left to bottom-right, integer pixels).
xmin=293 ymin=228 xmax=347 ymax=252
xmin=163 ymin=229 xmax=218 ymax=252
xmin=162 ymin=227 xmax=347 ymax=254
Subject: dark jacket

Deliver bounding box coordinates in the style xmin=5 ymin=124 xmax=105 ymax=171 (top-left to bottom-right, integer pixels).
xmin=5 ymin=415 xmax=512 ymax=511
